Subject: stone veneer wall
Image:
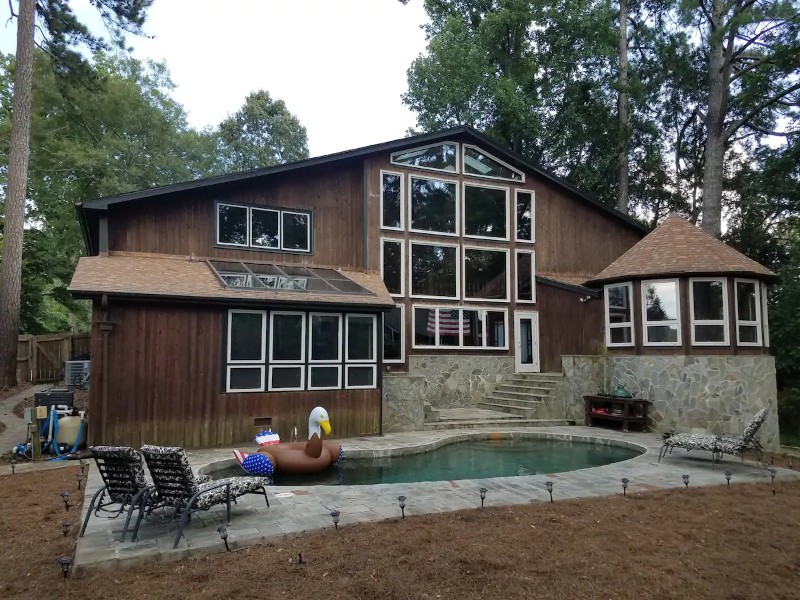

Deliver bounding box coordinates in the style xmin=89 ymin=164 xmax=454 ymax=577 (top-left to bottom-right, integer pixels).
xmin=561 ymin=354 xmax=780 ymax=451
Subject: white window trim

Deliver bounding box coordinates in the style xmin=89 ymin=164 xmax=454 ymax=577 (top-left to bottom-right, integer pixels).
xmin=463 ymin=245 xmax=510 ymax=303
xmin=514 ymin=190 xmax=535 ymax=243
xmin=345 ymin=314 xmax=378 ymax=364
xmin=227 ymin=309 xmax=267 ymax=363
xmin=689 ymin=277 xmax=729 ymax=346
xmin=345 ymin=365 xmax=378 ymax=390
xmin=383 ymin=304 xmax=405 ymax=364
xmin=462 ymin=181 xmax=510 ymax=241
xmin=308 ymin=365 xmax=342 ymax=391
xmin=408 ymin=174 xmax=460 ymax=237
xmin=409 ymin=240 xmax=461 ymax=300
xmin=226 ymin=365 xmax=265 ymax=393
xmin=641 ymin=279 xmax=682 ymax=347
xmin=390 ymin=141 xmax=460 ymax=175
xmin=281 ymin=209 xmax=312 ymax=253
xmin=380 ymin=170 xmax=405 ymax=231
xmin=735 ymin=278 xmax=763 ymax=347
xmin=380 ymin=237 xmax=405 ymax=297
xmin=411 ymin=304 xmax=509 ymax=350
xmin=250 ymin=206 xmax=281 ymax=249
xmin=515 ymin=249 xmax=536 ymax=304
xmin=267 ymin=365 xmax=305 ymax=392
xmin=761 ymin=284 xmax=770 ymax=347
xmin=216 ymin=202 xmax=250 ymax=248
xmin=462 ymin=143 xmax=525 ymax=183
xmin=308 ymin=313 xmax=342 ymax=363
xmin=268 ymin=311 xmax=307 ymax=364
xmin=605 ymin=283 xmax=635 ymax=347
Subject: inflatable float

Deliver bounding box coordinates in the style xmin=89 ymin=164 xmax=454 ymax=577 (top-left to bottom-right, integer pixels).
xmin=234 ymin=407 xmax=342 ymax=476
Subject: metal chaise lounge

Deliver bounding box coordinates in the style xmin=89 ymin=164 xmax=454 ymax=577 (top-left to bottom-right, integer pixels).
xmin=657 ymin=408 xmax=768 ymax=467
xmin=140 ymin=445 xmax=271 ymax=549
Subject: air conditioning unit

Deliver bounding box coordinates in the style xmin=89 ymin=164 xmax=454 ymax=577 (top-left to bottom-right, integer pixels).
xmin=64 ymin=360 xmax=90 ymax=388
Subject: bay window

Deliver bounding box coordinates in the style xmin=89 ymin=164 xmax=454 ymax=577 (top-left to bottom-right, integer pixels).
xmin=690 ymin=278 xmax=728 ymax=345
xmin=735 ymin=279 xmax=762 ymax=346
xmin=412 ymin=305 xmax=508 ymax=349
xmin=604 ymin=283 xmax=634 ymax=347
xmin=642 ymin=279 xmax=681 ymax=346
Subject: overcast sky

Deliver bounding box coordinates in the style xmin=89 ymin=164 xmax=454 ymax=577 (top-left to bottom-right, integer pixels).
xmin=0 ymin=0 xmax=430 ymax=156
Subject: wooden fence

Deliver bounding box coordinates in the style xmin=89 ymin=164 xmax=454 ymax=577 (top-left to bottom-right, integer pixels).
xmin=17 ymin=332 xmax=91 ymax=384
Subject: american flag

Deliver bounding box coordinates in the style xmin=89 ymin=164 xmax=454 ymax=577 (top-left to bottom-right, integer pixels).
xmin=427 ymin=309 xmax=472 ymax=336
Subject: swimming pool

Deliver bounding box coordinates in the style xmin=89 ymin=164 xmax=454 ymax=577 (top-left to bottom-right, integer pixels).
xmin=209 ymin=438 xmax=641 ymax=486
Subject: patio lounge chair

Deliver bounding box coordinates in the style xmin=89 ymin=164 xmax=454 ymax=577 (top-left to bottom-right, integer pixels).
xmin=79 ymin=446 xmax=151 ymax=542
xmin=140 ymin=445 xmax=271 ymax=549
xmin=657 ymin=408 xmax=768 ymax=467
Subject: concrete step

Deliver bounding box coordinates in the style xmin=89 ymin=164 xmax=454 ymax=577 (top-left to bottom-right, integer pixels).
xmin=424 ymin=418 xmax=573 ymax=431
xmin=509 ymin=373 xmax=563 ymax=382
xmin=494 ymin=384 xmax=553 ymax=395
xmin=482 ymin=395 xmax=544 ymax=409
xmin=505 ymin=378 xmax=560 ymax=388
xmin=477 ymin=401 xmax=540 ymax=418
xmin=491 ymin=389 xmax=550 ymax=401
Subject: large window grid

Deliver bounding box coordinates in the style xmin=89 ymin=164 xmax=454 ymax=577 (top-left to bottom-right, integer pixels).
xmin=462 ymin=182 xmax=509 ymax=241
xmin=463 ymin=246 xmax=510 ymax=302
xmin=604 ymin=282 xmax=634 ymax=347
xmin=408 ymin=175 xmax=459 ymax=237
xmin=412 ymin=305 xmax=508 ymax=350
xmin=735 ymin=279 xmax=762 ymax=346
xmin=642 ymin=279 xmax=681 ymax=346
xmin=689 ymin=278 xmax=729 ymax=346
xmin=216 ymin=202 xmax=311 ymax=253
xmin=409 ymin=241 xmax=460 ymax=300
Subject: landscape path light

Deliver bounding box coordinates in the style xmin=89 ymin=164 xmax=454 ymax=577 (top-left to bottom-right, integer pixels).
xmin=682 ymin=474 xmax=690 ymax=488
xmin=76 ymin=471 xmax=84 ymax=491
xmin=479 ymin=487 xmax=487 ymax=508
xmin=330 ymin=510 xmax=340 ymax=529
xmin=545 ymin=481 xmax=554 ymax=503
xmin=767 ymin=468 xmax=776 ymax=485
xmin=621 ymin=478 xmax=629 ymax=497
xmin=397 ymin=495 xmax=406 ymax=519
xmin=217 ymin=525 xmax=230 ymax=552
xmin=724 ymin=471 xmax=732 ymax=486
xmin=57 ymin=556 xmax=72 ymax=579
xmin=10 ymin=458 xmax=16 ymax=474
xmin=60 ymin=491 xmax=70 ymax=511
xmin=61 ymin=520 xmax=72 ymax=537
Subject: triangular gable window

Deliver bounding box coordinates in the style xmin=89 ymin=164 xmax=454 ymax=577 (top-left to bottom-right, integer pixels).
xmin=463 ymin=145 xmax=524 ymax=182
xmin=391 ymin=142 xmax=457 ymax=173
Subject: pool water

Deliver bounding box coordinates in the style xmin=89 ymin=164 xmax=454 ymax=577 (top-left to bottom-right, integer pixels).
xmin=211 ymin=438 xmax=640 ymax=486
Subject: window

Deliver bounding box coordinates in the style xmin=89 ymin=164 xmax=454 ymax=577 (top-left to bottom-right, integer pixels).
xmin=226 ymin=310 xmax=267 ymax=392
xmin=391 ymin=142 xmax=458 ymax=173
xmin=463 ymin=184 xmax=508 ymax=240
xmin=761 ymin=285 xmax=770 ymax=347
xmin=642 ymin=280 xmax=681 ymax=346
xmin=690 ymin=278 xmax=729 ymax=346
xmin=515 ymin=250 xmax=536 ymax=303
xmin=409 ymin=242 xmax=459 ymax=299
xmin=383 ymin=305 xmax=404 ymax=363
xmin=268 ymin=312 xmax=305 ymax=390
xmin=409 ymin=176 xmax=458 ymax=235
xmin=463 ymin=247 xmax=509 ymax=302
xmin=515 ymin=191 xmax=534 ymax=242
xmin=309 ymin=313 xmax=342 ymax=390
xmin=381 ymin=239 xmax=404 ymax=297
xmin=380 ymin=171 xmax=404 ymax=230
xmin=605 ymin=283 xmax=634 ymax=347
xmin=412 ymin=305 xmax=508 ymax=349
xmin=216 ymin=203 xmax=311 ymax=253
xmin=462 ymin=144 xmax=524 ymax=182
xmin=735 ymin=279 xmax=762 ymax=346
xmin=346 ymin=314 xmax=377 ymax=389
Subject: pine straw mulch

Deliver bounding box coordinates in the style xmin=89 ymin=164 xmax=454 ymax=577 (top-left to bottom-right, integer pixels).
xmin=2 ymin=468 xmax=800 ymax=600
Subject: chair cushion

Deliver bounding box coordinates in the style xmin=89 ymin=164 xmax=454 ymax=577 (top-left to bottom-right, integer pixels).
xmin=90 ymin=445 xmax=147 ymax=499
xmin=141 ymin=444 xmax=200 ymax=502
xmin=663 ymin=433 xmax=720 ymax=452
xmin=194 ymin=476 xmax=270 ymax=510
xmin=741 ymin=408 xmax=768 ymax=444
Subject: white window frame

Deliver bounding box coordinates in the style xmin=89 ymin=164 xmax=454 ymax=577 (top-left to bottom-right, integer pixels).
xmin=409 ymin=241 xmax=461 ymax=300
xmin=308 ymin=365 xmax=342 ymax=391
xmin=735 ymin=278 xmax=763 ymax=347
xmin=514 ymin=190 xmax=535 ymax=243
xmin=761 ymin=284 xmax=770 ymax=347
xmin=462 ymin=181 xmax=510 ymax=241
xmin=280 ymin=209 xmax=312 ymax=253
xmin=604 ymin=283 xmax=635 ymax=347
xmin=411 ymin=304 xmax=509 ymax=350
xmin=463 ymin=245 xmax=510 ymax=303
xmin=226 ymin=366 xmax=265 ymax=393
xmin=268 ymin=311 xmax=307 ymax=364
xmin=216 ymin=202 xmax=250 ymax=248
xmin=308 ymin=312 xmax=342 ymax=363
xmin=380 ymin=237 xmax=405 ymax=298
xmin=462 ymin=143 xmax=525 ymax=183
xmin=226 ymin=309 xmax=267 ymax=363
xmin=390 ymin=141 xmax=459 ymax=174
xmin=382 ymin=304 xmax=405 ymax=364
xmin=268 ymin=365 xmax=305 ymax=392
xmin=345 ymin=365 xmax=378 ymax=390
xmin=689 ymin=277 xmax=729 ymax=346
xmin=641 ymin=279 xmax=682 ymax=347
xmin=408 ymin=174 xmax=460 ymax=237
xmin=380 ymin=170 xmax=405 ymax=231
xmin=515 ymin=249 xmax=536 ymax=304
xmin=249 ymin=207 xmax=281 ymax=249
xmin=345 ymin=313 xmax=378 ymax=389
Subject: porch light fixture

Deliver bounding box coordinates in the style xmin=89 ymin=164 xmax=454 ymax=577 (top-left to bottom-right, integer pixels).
xmin=60 ymin=491 xmax=70 ymax=511
xmin=479 ymin=488 xmax=487 ymax=508
xmin=61 ymin=520 xmax=72 ymax=537
xmin=545 ymin=481 xmax=554 ymax=503
xmin=76 ymin=471 xmax=84 ymax=490
xmin=724 ymin=471 xmax=732 ymax=486
xmin=767 ymin=468 xmax=776 ymax=485
xmin=217 ymin=525 xmax=230 ymax=552
xmin=397 ymin=495 xmax=407 ymax=519
xmin=621 ymin=478 xmax=629 ymax=497
xmin=682 ymin=474 xmax=690 ymax=488
xmin=9 ymin=458 xmax=15 ymax=474
xmin=57 ymin=556 xmax=72 ymax=579
xmin=330 ymin=510 xmax=340 ymax=529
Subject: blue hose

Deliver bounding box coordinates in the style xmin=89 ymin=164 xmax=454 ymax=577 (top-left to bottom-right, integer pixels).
xmin=41 ymin=408 xmax=86 ymax=461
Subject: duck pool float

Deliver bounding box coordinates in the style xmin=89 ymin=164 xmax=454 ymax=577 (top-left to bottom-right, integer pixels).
xmin=233 ymin=407 xmax=343 ymax=476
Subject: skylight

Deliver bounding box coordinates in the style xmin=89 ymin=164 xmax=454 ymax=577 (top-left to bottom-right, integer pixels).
xmin=208 ymin=261 xmax=374 ymax=296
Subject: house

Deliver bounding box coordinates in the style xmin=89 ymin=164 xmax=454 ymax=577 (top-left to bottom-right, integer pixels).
xmin=69 ymin=126 xmax=775 ymax=449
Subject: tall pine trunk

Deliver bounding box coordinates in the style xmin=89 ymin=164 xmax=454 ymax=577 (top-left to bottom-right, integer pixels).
xmin=616 ymin=0 xmax=629 ymax=214
xmin=0 ymin=0 xmax=36 ymax=388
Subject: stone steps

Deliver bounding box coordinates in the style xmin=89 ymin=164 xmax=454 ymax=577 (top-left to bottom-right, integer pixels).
xmin=477 ymin=401 xmax=540 ymax=418
xmin=494 ymin=383 xmax=553 ymax=394
xmin=423 ymin=418 xmax=573 ymax=431
xmin=491 ymin=388 xmax=549 ymax=400
xmin=480 ymin=395 xmax=543 ymax=409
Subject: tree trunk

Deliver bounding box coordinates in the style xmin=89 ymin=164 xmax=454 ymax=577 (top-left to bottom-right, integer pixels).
xmin=616 ymin=0 xmax=629 ymax=215
xmin=0 ymin=0 xmax=36 ymax=388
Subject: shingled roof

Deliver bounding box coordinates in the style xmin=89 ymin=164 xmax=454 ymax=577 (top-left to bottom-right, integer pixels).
xmin=587 ymin=216 xmax=778 ymax=286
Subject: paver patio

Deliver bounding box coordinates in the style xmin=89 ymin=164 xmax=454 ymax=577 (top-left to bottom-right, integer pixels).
xmin=74 ymin=426 xmax=799 ymax=571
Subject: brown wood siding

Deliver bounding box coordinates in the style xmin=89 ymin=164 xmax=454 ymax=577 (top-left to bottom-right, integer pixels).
xmin=107 ymin=162 xmax=365 ymax=269
xmin=537 ymin=283 xmax=604 ymax=371
xmin=87 ymin=300 xmax=380 ymax=448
